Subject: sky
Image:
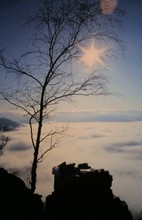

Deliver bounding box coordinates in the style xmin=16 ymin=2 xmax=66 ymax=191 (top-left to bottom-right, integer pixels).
xmin=0 ymin=1 xmax=142 ymax=216
xmin=0 ymin=0 xmax=142 ymax=121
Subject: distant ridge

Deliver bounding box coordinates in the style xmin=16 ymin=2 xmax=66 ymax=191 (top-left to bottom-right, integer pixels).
xmin=0 ymin=118 xmax=20 ymax=131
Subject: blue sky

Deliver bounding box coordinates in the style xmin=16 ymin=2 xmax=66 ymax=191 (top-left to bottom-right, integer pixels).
xmin=0 ymin=0 xmax=142 ymax=121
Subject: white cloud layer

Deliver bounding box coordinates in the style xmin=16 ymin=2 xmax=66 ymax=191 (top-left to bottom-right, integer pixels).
xmin=1 ymin=109 xmax=142 ymax=124
xmin=1 ymin=121 xmax=142 ymax=214
xmin=55 ymin=110 xmax=142 ymax=122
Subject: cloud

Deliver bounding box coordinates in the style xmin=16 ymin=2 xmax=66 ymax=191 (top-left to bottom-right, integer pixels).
xmin=8 ymin=142 xmax=31 ymax=152
xmin=1 ymin=121 xmax=142 ymax=213
xmin=113 ymin=169 xmax=142 ymax=180
xmin=90 ymin=134 xmax=103 ymax=139
xmin=78 ymin=134 xmax=103 ymax=140
xmin=1 ymin=109 xmax=142 ymax=124
xmin=112 ymin=141 xmax=142 ymax=147
xmin=105 ymin=140 xmax=142 ymax=154
xmin=0 ymin=111 xmax=27 ymax=124
xmin=55 ymin=110 xmax=142 ymax=123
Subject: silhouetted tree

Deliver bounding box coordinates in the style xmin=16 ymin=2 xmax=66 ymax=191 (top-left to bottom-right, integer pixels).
xmin=0 ymin=0 xmax=125 ymax=193
xmin=0 ymin=132 xmax=10 ymax=156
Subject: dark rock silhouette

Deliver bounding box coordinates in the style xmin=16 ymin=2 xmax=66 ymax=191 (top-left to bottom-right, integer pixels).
xmin=44 ymin=162 xmax=133 ymax=220
xmin=0 ymin=162 xmax=134 ymax=220
xmin=0 ymin=167 xmax=43 ymax=220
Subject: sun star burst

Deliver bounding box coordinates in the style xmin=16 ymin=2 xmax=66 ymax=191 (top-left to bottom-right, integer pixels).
xmin=79 ymin=41 xmax=107 ymax=70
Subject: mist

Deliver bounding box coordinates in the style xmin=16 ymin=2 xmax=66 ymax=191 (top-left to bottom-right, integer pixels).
xmin=1 ymin=121 xmax=142 ymax=214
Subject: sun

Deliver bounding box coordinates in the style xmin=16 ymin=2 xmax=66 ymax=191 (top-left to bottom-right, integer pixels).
xmin=78 ymin=41 xmax=107 ymax=70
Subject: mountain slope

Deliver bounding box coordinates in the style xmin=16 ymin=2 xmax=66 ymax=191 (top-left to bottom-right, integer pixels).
xmin=0 ymin=118 xmax=20 ymax=131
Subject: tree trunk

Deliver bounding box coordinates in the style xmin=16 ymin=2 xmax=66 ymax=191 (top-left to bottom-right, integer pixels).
xmin=30 ymin=92 xmax=44 ymax=193
xmin=31 ymin=146 xmax=39 ymax=193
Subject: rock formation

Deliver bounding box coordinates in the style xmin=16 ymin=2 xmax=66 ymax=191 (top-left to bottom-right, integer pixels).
xmin=44 ymin=162 xmax=133 ymax=220
xmin=0 ymin=167 xmax=43 ymax=220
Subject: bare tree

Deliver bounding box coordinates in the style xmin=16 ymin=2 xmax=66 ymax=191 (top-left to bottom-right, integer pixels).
xmin=0 ymin=0 xmax=125 ymax=193
xmin=0 ymin=132 xmax=10 ymax=156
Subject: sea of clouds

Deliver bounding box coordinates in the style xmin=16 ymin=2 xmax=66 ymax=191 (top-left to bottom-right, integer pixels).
xmin=1 ymin=121 xmax=142 ymax=214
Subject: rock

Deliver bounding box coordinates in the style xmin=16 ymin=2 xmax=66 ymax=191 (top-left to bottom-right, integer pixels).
xmin=44 ymin=162 xmax=133 ymax=220
xmin=0 ymin=167 xmax=43 ymax=220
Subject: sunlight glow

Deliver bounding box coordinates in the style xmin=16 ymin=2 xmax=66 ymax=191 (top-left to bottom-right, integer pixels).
xmin=78 ymin=41 xmax=107 ymax=70
xmin=100 ymin=0 xmax=118 ymax=15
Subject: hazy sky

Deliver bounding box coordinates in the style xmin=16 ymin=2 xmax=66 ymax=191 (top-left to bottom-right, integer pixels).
xmin=0 ymin=0 xmax=142 ymax=119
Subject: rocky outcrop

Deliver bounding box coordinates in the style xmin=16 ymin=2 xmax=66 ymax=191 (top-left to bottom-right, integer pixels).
xmin=0 ymin=167 xmax=43 ymax=220
xmin=44 ymin=162 xmax=133 ymax=220
xmin=0 ymin=162 xmax=134 ymax=220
